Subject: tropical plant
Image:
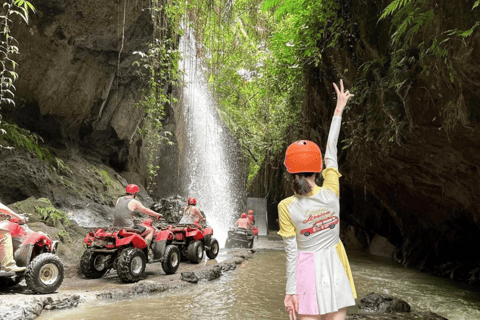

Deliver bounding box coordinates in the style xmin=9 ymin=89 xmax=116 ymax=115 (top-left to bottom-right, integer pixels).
xmin=0 ymin=0 xmax=35 ymax=105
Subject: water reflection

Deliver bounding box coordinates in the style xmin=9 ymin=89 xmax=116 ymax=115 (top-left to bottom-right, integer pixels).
xmin=39 ymin=250 xmax=480 ymax=320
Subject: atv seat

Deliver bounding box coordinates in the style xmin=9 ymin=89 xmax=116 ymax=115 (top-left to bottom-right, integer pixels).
xmin=121 ymin=226 xmax=147 ymax=234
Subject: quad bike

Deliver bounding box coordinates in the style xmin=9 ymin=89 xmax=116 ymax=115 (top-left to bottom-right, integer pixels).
xmin=81 ymin=218 xmax=182 ymax=283
xmin=164 ymin=222 xmax=219 ymax=264
xmin=224 ymin=227 xmax=255 ymax=249
xmin=0 ymin=214 xmax=64 ymax=294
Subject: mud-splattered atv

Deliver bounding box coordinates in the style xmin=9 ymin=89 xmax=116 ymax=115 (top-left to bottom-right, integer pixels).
xmin=0 ymin=216 xmax=64 ymax=294
xmin=165 ymin=223 xmax=219 ymax=264
xmin=225 ymin=227 xmax=254 ymax=249
xmin=81 ymin=219 xmax=181 ymax=283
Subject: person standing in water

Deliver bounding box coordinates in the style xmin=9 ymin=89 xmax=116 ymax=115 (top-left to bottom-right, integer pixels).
xmin=278 ymin=80 xmax=357 ymax=320
xmin=114 ymin=184 xmax=162 ymax=247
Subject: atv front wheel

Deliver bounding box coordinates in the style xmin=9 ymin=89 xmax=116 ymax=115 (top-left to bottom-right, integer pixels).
xmin=162 ymin=245 xmax=180 ymax=274
xmin=25 ymin=253 xmax=64 ymax=294
xmin=80 ymin=249 xmax=109 ymax=279
xmin=206 ymin=238 xmax=219 ymax=259
xmin=187 ymin=240 xmax=204 ymax=264
xmin=117 ymin=248 xmax=146 ymax=283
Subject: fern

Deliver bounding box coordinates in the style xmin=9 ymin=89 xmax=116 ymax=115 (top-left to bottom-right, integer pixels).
xmin=379 ymin=0 xmax=415 ymax=20
xmin=261 ymin=0 xmax=282 ymax=11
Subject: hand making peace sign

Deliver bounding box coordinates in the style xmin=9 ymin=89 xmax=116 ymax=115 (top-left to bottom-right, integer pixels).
xmin=333 ymin=79 xmax=354 ymax=117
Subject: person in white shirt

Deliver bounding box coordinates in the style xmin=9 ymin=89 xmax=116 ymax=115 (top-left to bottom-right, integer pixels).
xmin=278 ymin=80 xmax=357 ymax=320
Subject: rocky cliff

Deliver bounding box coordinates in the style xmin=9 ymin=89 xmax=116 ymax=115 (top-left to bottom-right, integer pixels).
xmin=249 ymin=0 xmax=480 ymax=285
xmin=1 ymin=0 xmax=180 ymax=201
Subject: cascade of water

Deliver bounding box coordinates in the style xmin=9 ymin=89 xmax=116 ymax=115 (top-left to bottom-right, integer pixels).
xmin=178 ymin=25 xmax=246 ymax=245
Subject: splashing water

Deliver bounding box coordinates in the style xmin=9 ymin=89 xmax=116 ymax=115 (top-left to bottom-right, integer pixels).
xmin=177 ymin=25 xmax=246 ymax=246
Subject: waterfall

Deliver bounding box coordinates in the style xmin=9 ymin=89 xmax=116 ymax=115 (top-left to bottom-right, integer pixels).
xmin=177 ymin=26 xmax=246 ymax=245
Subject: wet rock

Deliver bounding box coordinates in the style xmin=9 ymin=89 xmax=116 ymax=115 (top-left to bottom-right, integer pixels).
xmin=43 ymin=295 xmax=81 ymax=310
xmin=131 ymin=281 xmax=169 ymax=294
xmin=220 ymin=262 xmax=237 ymax=271
xmin=96 ymin=290 xmax=130 ymax=300
xmin=151 ymin=196 xmax=186 ymax=224
xmin=195 ymin=266 xmax=222 ymax=281
xmin=358 ymin=292 xmax=411 ymax=313
xmin=234 ymin=251 xmax=254 ymax=260
xmin=347 ymin=312 xmax=447 ymax=320
xmin=0 ymin=300 xmax=44 ymax=320
xmin=181 ymin=271 xmax=199 ymax=283
xmin=368 ymin=235 xmax=395 ymax=259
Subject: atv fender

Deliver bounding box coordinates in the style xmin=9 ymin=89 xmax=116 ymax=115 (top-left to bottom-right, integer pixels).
xmin=155 ymin=230 xmax=173 ymax=242
xmin=203 ymin=228 xmax=214 ymax=236
xmin=14 ymin=243 xmax=33 ymax=267
xmin=186 ymin=229 xmax=203 ymax=241
xmin=151 ymin=240 xmax=167 ymax=260
xmin=115 ymin=234 xmax=147 ymax=249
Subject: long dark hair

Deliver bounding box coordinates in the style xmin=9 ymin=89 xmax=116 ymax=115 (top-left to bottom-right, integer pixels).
xmin=292 ymin=172 xmax=315 ymax=195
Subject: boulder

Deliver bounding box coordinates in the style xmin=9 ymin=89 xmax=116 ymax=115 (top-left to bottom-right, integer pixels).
xmin=358 ymin=292 xmax=411 ymax=313
xmin=195 ymin=266 xmax=222 ymax=281
xmin=368 ymin=235 xmax=395 ymax=259
xmin=180 ymin=271 xmax=199 ymax=283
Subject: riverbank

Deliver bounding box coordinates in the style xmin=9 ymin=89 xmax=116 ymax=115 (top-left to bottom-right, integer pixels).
xmin=27 ymin=248 xmax=457 ymax=320
xmin=0 ymin=247 xmax=257 ymax=320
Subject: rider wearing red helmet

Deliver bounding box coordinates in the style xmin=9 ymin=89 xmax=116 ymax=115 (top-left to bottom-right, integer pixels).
xmin=181 ymin=197 xmax=205 ymax=224
xmin=114 ymin=184 xmax=162 ymax=247
xmin=247 ymin=210 xmax=255 ymax=225
xmin=235 ymin=213 xmax=252 ymax=231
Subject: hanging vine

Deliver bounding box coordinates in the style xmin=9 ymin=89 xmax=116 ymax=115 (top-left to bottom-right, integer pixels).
xmin=132 ymin=0 xmax=186 ymax=190
xmin=0 ymin=0 xmax=35 ymax=146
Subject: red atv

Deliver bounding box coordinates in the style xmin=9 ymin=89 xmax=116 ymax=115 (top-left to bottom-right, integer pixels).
xmin=0 ymin=214 xmax=64 ymax=294
xmin=165 ymin=222 xmax=219 ymax=264
xmin=81 ymin=218 xmax=181 ymax=283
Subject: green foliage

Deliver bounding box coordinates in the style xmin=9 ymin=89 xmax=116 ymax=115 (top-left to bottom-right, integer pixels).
xmin=92 ymin=166 xmax=114 ymax=188
xmin=375 ymin=0 xmax=480 ymax=135
xmin=0 ymin=121 xmax=50 ymax=159
xmin=190 ymin=0 xmax=342 ymax=183
xmin=101 ymin=170 xmax=113 ymax=188
xmin=35 ymin=198 xmax=71 ymax=227
xmin=0 ymin=121 xmax=73 ymax=174
xmin=57 ymin=229 xmax=72 ymax=243
xmin=0 ymin=0 xmax=35 ymax=111
xmin=379 ymin=0 xmax=414 ymax=20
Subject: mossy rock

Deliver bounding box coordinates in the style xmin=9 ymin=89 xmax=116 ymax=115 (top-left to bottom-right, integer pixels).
xmin=9 ymin=197 xmax=70 ymax=228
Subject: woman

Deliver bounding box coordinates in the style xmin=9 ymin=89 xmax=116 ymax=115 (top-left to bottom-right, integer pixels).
xmin=278 ymin=80 xmax=356 ymax=320
xmin=180 ymin=197 xmax=205 ymax=224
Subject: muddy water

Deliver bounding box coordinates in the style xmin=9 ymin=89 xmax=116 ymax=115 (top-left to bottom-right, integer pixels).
xmin=39 ymin=247 xmax=480 ymax=320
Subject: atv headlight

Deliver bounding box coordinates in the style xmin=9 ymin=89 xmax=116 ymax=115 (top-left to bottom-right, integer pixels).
xmin=51 ymin=240 xmax=59 ymax=253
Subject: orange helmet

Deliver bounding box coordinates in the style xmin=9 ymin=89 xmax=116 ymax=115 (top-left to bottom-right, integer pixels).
xmin=248 ymin=210 xmax=254 ymax=214
xmin=241 ymin=213 xmax=247 ymax=218
xmin=284 ymin=140 xmax=322 ymax=173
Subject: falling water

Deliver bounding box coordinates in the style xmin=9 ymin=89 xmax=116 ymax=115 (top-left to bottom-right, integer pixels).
xmin=177 ymin=25 xmax=246 ymax=245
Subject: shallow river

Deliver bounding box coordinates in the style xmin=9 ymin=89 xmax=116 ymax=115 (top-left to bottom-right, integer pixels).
xmin=39 ymin=244 xmax=480 ymax=320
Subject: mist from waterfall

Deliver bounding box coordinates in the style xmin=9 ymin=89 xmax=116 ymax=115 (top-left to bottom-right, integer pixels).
xmin=177 ymin=25 xmax=246 ymax=245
